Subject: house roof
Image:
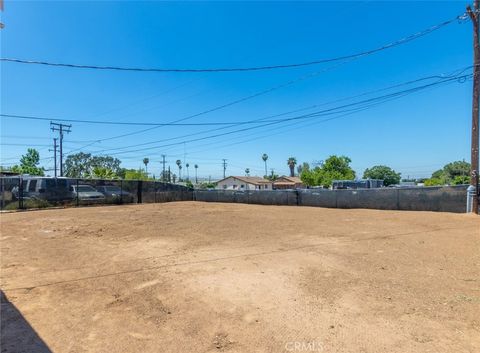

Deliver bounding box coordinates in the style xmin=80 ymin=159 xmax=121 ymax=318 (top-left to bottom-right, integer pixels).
xmin=275 ymin=176 xmax=303 ymax=184
xmin=217 ymin=176 xmax=272 ymax=185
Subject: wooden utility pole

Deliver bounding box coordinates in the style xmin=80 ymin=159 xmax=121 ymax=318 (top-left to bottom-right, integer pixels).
xmin=222 ymin=159 xmax=227 ymax=179
xmin=468 ymin=1 xmax=480 ymax=214
xmin=53 ymin=138 xmax=58 ymax=178
xmin=50 ymin=122 xmax=71 ymax=177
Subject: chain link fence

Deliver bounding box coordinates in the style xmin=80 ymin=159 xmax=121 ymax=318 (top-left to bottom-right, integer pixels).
xmin=194 ymin=185 xmax=469 ymax=213
xmin=0 ymin=176 xmax=469 ymax=213
xmin=0 ymin=176 xmax=192 ymax=211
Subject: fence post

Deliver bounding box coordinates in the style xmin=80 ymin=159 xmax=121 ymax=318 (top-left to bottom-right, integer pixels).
xmin=18 ymin=176 xmax=24 ymax=210
xmin=0 ymin=178 xmax=3 ymax=210
xmin=154 ymin=181 xmax=157 ymax=203
xmin=120 ymin=179 xmax=123 ymax=204
xmin=76 ymin=179 xmax=79 ymax=207
xmin=396 ymin=188 xmax=400 ymax=210
xmin=137 ymin=180 xmax=143 ymax=204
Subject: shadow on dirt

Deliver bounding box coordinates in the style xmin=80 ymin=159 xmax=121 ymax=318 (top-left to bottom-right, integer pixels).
xmin=1 ymin=290 xmax=52 ymax=353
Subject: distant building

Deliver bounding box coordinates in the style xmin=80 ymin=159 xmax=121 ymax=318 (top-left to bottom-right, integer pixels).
xmin=0 ymin=170 xmax=20 ymax=177
xmin=216 ymin=176 xmax=273 ymax=190
xmin=332 ymin=179 xmax=384 ymax=190
xmin=273 ymin=176 xmax=305 ymax=190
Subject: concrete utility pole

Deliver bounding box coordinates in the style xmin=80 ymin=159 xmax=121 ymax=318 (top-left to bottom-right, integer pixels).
xmin=468 ymin=0 xmax=480 ymax=214
xmin=222 ymin=159 xmax=227 ymax=179
xmin=50 ymin=122 xmax=71 ymax=177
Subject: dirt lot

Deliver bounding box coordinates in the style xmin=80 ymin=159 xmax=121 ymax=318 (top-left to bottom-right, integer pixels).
xmin=1 ymin=202 xmax=479 ymax=353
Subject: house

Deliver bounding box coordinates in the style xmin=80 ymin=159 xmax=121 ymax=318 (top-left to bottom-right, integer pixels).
xmin=216 ymin=176 xmax=273 ymax=191
xmin=273 ymin=176 xmax=305 ymax=190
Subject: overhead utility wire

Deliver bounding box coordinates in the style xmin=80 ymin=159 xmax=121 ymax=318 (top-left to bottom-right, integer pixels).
xmin=0 ymin=13 xmax=466 ymax=73
xmin=80 ymin=67 xmax=473 ymax=155
xmin=0 ymin=114 xmax=287 ymax=126
xmin=57 ymin=16 xmax=468 ymax=150
xmin=3 ymin=67 xmax=473 ymax=128
xmin=160 ymin=76 xmax=468 ymax=158
xmin=88 ymin=73 xmax=471 ymax=157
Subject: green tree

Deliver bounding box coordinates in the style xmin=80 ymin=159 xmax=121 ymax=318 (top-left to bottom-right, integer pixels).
xmin=424 ymin=160 xmax=470 ymax=186
xmin=143 ymin=158 xmax=149 ymax=174
xmin=90 ymin=166 xmax=118 ymax=179
xmin=363 ymin=165 xmax=401 ymax=186
xmin=11 ymin=148 xmax=45 ymax=176
xmin=176 ymin=160 xmax=182 ymax=181
xmin=300 ymin=155 xmax=355 ymax=188
xmin=124 ymin=169 xmax=148 ymax=180
xmin=287 ymin=157 xmax=297 ymax=177
xmin=64 ymin=153 xmax=121 ymax=178
xmin=262 ymin=153 xmax=268 ymax=177
xmin=297 ymin=162 xmax=309 ymax=175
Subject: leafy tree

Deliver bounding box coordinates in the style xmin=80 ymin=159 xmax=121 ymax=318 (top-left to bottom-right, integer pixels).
xmin=124 ymin=169 xmax=148 ymax=180
xmin=262 ymin=153 xmax=268 ymax=177
xmin=265 ymin=170 xmax=279 ymax=181
xmin=185 ymin=180 xmax=194 ymax=189
xmin=143 ymin=158 xmax=149 ymax=174
xmin=297 ymin=162 xmax=310 ymax=175
xmin=176 ymin=160 xmax=182 ymax=180
xmin=424 ymin=160 xmax=470 ymax=186
xmin=90 ymin=167 xmax=118 ymax=179
xmin=300 ymin=155 xmax=355 ymax=188
xmin=287 ymin=157 xmax=297 ymax=177
xmin=363 ymin=165 xmax=401 ymax=186
xmin=452 ymin=175 xmax=470 ymax=185
xmin=424 ymin=177 xmax=443 ymax=186
xmin=11 ymin=149 xmax=45 ymax=176
xmin=197 ymin=181 xmax=216 ymax=189
xmin=64 ymin=153 xmax=121 ymax=178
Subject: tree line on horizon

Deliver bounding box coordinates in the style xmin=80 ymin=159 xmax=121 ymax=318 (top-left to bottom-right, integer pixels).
xmin=1 ymin=148 xmax=471 ymax=188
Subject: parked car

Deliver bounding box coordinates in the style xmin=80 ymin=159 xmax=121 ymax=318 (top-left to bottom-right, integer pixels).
xmin=13 ymin=177 xmax=73 ymax=203
xmin=70 ymin=184 xmax=105 ymax=203
xmin=96 ymin=185 xmax=134 ymax=203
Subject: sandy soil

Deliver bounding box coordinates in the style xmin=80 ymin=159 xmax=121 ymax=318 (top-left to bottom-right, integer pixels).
xmin=1 ymin=202 xmax=479 ymax=353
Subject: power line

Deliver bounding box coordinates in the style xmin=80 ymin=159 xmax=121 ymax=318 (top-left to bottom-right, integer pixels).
xmin=63 ymin=65 xmax=475 ymax=156
xmin=0 ymin=13 xmax=466 ymax=73
xmin=81 ymin=70 xmax=472 ymax=157
xmin=0 ymin=114 xmax=286 ymax=126
xmin=56 ymin=17 xmax=472 ymax=150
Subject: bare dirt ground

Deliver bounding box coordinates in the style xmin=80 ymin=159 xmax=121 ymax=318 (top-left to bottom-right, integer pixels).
xmin=1 ymin=202 xmax=479 ymax=353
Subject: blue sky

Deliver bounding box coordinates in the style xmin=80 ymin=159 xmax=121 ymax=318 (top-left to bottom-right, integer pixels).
xmin=0 ymin=1 xmax=474 ymax=179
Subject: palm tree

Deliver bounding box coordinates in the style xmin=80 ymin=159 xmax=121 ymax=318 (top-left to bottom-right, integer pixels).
xmin=176 ymin=159 xmax=182 ymax=180
xmin=262 ymin=153 xmax=268 ymax=177
xmin=172 ymin=173 xmax=177 ymax=184
xmin=245 ymin=168 xmax=250 ymax=176
xmin=287 ymin=157 xmax=297 ymax=177
xmin=186 ymin=163 xmax=190 ymax=181
xmin=194 ymin=164 xmax=198 ymax=184
xmin=143 ymin=158 xmax=149 ymax=175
